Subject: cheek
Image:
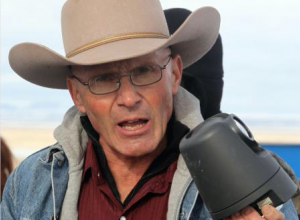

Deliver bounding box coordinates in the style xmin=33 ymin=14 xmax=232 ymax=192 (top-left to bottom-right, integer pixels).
xmin=150 ymin=83 xmax=173 ymax=124
xmin=82 ymin=96 xmax=114 ymax=132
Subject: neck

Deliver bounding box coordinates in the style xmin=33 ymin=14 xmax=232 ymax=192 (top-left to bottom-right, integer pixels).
xmin=101 ymin=136 xmax=167 ymax=202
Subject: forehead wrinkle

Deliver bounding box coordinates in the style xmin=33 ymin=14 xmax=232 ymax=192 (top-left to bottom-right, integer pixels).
xmin=102 ymin=52 xmax=158 ymax=74
xmin=71 ymin=48 xmax=172 ymax=78
xmin=109 ymin=59 xmax=133 ymax=74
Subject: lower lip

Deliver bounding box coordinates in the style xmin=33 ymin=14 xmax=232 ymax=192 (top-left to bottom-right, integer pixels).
xmin=116 ymin=120 xmax=151 ymax=136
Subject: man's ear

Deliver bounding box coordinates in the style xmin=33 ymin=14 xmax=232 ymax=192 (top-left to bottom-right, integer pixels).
xmin=67 ymin=76 xmax=86 ymax=113
xmin=171 ymin=54 xmax=183 ymax=95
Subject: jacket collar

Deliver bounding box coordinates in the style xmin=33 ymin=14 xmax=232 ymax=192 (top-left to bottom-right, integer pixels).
xmin=54 ymin=86 xmax=203 ymax=220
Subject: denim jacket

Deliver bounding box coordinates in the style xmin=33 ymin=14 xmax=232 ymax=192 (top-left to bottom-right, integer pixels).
xmin=1 ymin=144 xmax=68 ymax=220
xmin=1 ymin=144 xmax=298 ymax=220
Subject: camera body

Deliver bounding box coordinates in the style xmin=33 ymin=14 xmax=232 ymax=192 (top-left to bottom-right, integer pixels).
xmin=180 ymin=113 xmax=297 ymax=220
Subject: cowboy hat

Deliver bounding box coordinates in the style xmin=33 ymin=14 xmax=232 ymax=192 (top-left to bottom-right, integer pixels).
xmin=9 ymin=0 xmax=220 ymax=89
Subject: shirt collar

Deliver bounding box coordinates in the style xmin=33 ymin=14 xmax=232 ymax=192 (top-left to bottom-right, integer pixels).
xmin=80 ymin=114 xmax=190 ymax=204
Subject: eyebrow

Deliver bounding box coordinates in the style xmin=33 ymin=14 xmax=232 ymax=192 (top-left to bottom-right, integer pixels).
xmin=99 ymin=59 xmax=160 ymax=75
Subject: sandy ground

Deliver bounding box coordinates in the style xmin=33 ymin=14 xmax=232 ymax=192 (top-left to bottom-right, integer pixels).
xmin=250 ymin=126 xmax=300 ymax=144
xmin=1 ymin=127 xmax=57 ymax=167
xmin=1 ymin=126 xmax=300 ymax=168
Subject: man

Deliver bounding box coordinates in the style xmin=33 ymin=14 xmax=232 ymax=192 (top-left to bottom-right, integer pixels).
xmin=1 ymin=0 xmax=297 ymax=219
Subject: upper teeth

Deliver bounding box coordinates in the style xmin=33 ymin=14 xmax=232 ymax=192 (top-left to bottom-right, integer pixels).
xmin=126 ymin=119 xmax=139 ymax=123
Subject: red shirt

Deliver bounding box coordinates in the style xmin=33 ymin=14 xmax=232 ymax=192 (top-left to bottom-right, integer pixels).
xmin=77 ymin=140 xmax=178 ymax=220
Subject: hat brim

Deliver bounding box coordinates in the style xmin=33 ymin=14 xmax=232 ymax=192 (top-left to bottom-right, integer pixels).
xmin=9 ymin=7 xmax=220 ymax=89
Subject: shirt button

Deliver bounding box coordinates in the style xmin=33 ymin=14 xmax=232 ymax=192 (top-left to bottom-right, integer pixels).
xmin=120 ymin=216 xmax=126 ymax=220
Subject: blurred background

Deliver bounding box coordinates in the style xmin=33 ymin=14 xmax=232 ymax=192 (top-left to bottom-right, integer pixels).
xmin=1 ymin=0 xmax=299 ymax=176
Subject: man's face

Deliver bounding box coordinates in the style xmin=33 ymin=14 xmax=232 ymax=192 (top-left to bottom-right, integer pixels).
xmin=68 ymin=48 xmax=182 ymax=160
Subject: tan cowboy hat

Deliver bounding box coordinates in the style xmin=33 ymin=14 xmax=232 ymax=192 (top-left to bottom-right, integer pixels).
xmin=9 ymin=0 xmax=220 ymax=89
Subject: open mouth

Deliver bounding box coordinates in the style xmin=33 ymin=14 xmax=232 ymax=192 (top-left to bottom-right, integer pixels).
xmin=118 ymin=119 xmax=149 ymax=131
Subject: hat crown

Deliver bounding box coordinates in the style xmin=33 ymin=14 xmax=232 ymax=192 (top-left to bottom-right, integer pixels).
xmin=61 ymin=0 xmax=170 ymax=56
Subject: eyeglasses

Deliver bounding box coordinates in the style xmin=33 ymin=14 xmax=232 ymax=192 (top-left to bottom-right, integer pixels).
xmin=72 ymin=55 xmax=172 ymax=95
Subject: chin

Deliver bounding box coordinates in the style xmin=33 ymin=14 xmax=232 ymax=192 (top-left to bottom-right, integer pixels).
xmin=118 ymin=142 xmax=159 ymax=158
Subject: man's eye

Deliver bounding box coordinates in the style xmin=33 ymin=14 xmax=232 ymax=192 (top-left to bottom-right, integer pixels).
xmin=135 ymin=66 xmax=154 ymax=74
xmin=94 ymin=74 xmax=116 ymax=82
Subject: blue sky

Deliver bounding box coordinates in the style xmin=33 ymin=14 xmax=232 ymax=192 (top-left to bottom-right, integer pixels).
xmin=1 ymin=0 xmax=300 ymax=127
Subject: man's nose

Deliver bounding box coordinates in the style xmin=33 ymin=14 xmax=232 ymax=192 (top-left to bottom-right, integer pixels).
xmin=116 ymin=76 xmax=141 ymax=108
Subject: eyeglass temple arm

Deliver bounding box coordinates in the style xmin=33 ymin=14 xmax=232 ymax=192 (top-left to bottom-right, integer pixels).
xmin=162 ymin=54 xmax=173 ymax=69
xmin=71 ymin=75 xmax=89 ymax=86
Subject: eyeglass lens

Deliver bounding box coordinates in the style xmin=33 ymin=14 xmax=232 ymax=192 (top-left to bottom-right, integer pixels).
xmin=87 ymin=55 xmax=172 ymax=95
xmin=89 ymin=65 xmax=162 ymax=94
